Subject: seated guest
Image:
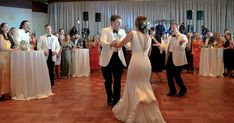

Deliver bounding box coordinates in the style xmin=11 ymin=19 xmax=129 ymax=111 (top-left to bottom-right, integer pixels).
xmin=37 ymin=24 xmax=61 ymax=87
xmin=192 ymin=32 xmax=203 ymax=75
xmin=61 ymin=34 xmax=75 ymax=78
xmin=89 ymin=35 xmax=100 ymax=71
xmin=223 ymin=32 xmax=234 ymax=76
xmin=213 ymin=32 xmax=224 ymax=48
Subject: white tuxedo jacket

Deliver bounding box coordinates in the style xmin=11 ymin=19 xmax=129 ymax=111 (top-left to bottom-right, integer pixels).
xmin=37 ymin=34 xmax=61 ymax=62
xmin=99 ymin=27 xmax=127 ymax=67
xmin=165 ymin=33 xmax=188 ymax=66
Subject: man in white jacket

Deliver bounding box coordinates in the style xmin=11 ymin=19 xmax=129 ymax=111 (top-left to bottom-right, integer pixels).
xmin=160 ymin=22 xmax=188 ymax=96
xmin=37 ymin=24 xmax=60 ymax=88
xmin=99 ymin=15 xmax=127 ymax=106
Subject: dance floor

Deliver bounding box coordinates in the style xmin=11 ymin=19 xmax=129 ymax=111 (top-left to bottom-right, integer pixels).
xmin=0 ymin=70 xmax=234 ymax=123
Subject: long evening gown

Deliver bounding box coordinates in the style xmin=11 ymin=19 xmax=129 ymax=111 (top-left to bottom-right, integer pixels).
xmin=112 ymin=31 xmax=166 ymax=123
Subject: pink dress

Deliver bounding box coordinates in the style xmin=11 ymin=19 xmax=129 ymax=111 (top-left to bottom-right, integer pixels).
xmin=192 ymin=40 xmax=203 ymax=68
xmin=90 ymin=43 xmax=100 ymax=70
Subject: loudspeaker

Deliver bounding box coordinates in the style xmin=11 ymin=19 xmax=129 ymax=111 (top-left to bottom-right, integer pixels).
xmin=95 ymin=13 xmax=101 ymax=22
xmin=187 ymin=10 xmax=193 ymax=20
xmin=83 ymin=12 xmax=89 ymax=21
xmin=197 ymin=10 xmax=204 ymax=20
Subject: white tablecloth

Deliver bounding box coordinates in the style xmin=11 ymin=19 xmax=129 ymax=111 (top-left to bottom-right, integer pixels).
xmin=72 ymin=49 xmax=90 ymax=77
xmin=10 ymin=51 xmax=52 ymax=100
xmin=199 ymin=48 xmax=224 ymax=77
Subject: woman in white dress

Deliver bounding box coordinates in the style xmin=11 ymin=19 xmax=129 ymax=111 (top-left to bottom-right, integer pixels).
xmin=112 ymin=16 xmax=166 ymax=123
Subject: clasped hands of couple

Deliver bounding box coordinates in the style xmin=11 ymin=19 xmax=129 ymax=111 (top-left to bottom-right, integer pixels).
xmin=110 ymin=40 xmax=120 ymax=48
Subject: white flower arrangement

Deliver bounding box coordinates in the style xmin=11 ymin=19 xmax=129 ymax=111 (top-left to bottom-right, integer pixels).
xmin=19 ymin=40 xmax=29 ymax=51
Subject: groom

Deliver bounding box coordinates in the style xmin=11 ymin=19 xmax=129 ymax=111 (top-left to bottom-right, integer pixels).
xmin=99 ymin=15 xmax=127 ymax=106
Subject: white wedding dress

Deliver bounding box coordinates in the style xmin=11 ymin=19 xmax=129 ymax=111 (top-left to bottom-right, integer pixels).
xmin=112 ymin=31 xmax=166 ymax=123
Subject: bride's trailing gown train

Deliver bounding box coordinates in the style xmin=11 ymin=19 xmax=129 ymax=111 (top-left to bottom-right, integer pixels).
xmin=112 ymin=31 xmax=166 ymax=123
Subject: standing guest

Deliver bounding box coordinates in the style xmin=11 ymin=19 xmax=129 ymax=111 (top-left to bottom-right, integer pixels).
xmin=156 ymin=21 xmax=165 ymax=36
xmin=204 ymin=30 xmax=215 ymax=47
xmin=0 ymin=23 xmax=12 ymax=51
xmin=0 ymin=22 xmax=13 ymax=100
xmin=223 ymin=32 xmax=234 ymax=76
xmin=149 ymin=27 xmax=165 ymax=82
xmin=192 ymin=32 xmax=203 ymax=75
xmin=99 ymin=15 xmax=127 ymax=106
xmin=72 ymin=34 xmax=83 ymax=48
xmin=161 ymin=22 xmax=188 ymax=96
xmin=214 ymin=32 xmax=224 ymax=48
xmin=179 ymin=22 xmax=186 ymax=34
xmin=201 ymin=25 xmax=208 ymax=39
xmin=16 ymin=20 xmax=30 ymax=47
xmin=89 ymin=35 xmax=100 ymax=71
xmin=30 ymin=33 xmax=37 ymax=50
xmin=37 ymin=24 xmax=60 ymax=87
xmin=184 ymin=32 xmax=193 ymax=72
xmin=7 ymin=27 xmax=18 ymax=49
xmin=58 ymin=28 xmax=65 ymax=44
xmin=61 ymin=34 xmax=75 ymax=78
xmin=54 ymin=32 xmax=62 ymax=79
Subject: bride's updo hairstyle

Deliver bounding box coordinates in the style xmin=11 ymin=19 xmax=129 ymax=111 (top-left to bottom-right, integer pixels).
xmin=135 ymin=16 xmax=148 ymax=34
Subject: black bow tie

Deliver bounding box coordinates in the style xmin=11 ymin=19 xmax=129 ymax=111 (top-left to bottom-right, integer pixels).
xmin=113 ymin=30 xmax=118 ymax=34
xmin=47 ymin=34 xmax=51 ymax=37
xmin=172 ymin=34 xmax=177 ymax=37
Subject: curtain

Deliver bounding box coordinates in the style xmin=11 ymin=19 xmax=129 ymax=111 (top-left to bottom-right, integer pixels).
xmin=48 ymin=0 xmax=234 ymax=36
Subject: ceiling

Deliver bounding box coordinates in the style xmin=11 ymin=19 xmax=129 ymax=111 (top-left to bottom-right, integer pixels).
xmin=31 ymin=0 xmax=125 ymax=3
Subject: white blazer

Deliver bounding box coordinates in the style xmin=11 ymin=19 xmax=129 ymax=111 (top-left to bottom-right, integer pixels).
xmin=99 ymin=27 xmax=127 ymax=67
xmin=165 ymin=33 xmax=188 ymax=66
xmin=37 ymin=34 xmax=61 ymax=62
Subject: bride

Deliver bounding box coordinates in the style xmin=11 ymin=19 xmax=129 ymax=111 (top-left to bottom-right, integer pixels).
xmin=112 ymin=16 xmax=166 ymax=123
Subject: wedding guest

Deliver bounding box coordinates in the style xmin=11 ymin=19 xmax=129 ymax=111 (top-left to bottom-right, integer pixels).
xmin=223 ymin=32 xmax=234 ymax=76
xmin=184 ymin=32 xmax=193 ymax=72
xmin=37 ymin=24 xmax=60 ymax=87
xmin=7 ymin=27 xmax=18 ymax=49
xmin=0 ymin=22 xmax=12 ymax=100
xmin=0 ymin=23 xmax=12 ymax=51
xmin=54 ymin=32 xmax=62 ymax=79
xmin=149 ymin=27 xmax=165 ymax=82
xmin=72 ymin=34 xmax=83 ymax=48
xmin=214 ymin=32 xmax=224 ymax=48
xmin=30 ymin=32 xmax=37 ymax=50
xmin=16 ymin=20 xmax=30 ymax=45
xmin=204 ymin=30 xmax=214 ymax=47
xmin=179 ymin=22 xmax=186 ymax=34
xmin=89 ymin=35 xmax=100 ymax=71
xmin=192 ymin=32 xmax=203 ymax=75
xmin=61 ymin=34 xmax=75 ymax=78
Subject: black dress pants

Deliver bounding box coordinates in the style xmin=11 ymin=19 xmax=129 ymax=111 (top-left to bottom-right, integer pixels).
xmin=101 ymin=52 xmax=124 ymax=106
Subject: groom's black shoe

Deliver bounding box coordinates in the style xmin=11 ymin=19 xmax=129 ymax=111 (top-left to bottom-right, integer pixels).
xmin=167 ymin=91 xmax=177 ymax=96
xmin=177 ymin=90 xmax=187 ymax=96
xmin=107 ymin=98 xmax=113 ymax=106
